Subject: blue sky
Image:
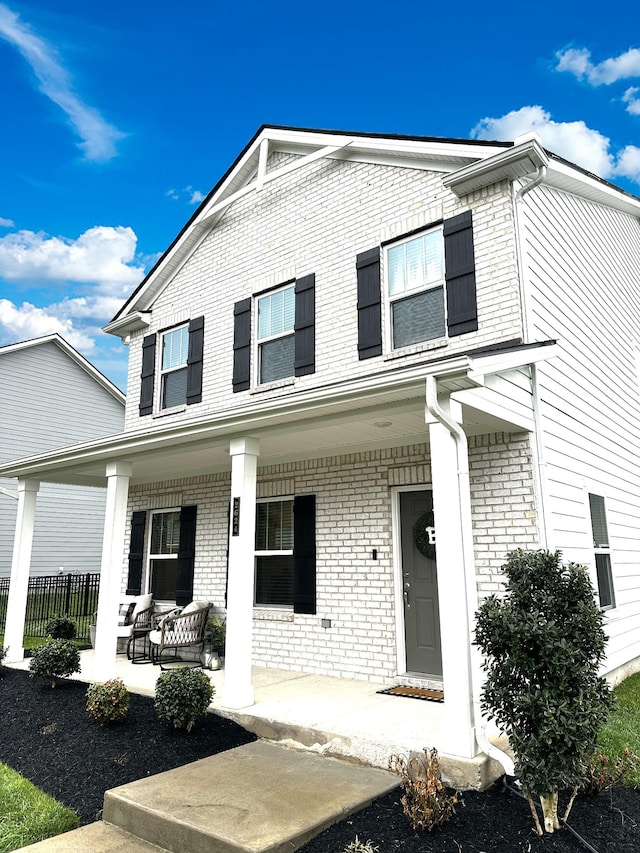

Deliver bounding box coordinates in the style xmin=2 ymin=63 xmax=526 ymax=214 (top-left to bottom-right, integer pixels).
xmin=1 ymin=1 xmax=640 ymax=391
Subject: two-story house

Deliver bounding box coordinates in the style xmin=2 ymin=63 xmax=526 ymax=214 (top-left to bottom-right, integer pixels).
xmin=2 ymin=126 xmax=640 ymax=768
xmin=0 ymin=335 xmax=125 ymax=577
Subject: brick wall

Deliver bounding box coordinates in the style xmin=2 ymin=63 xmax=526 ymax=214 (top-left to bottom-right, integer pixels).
xmin=124 ymin=432 xmax=539 ymax=682
xmin=123 ymin=154 xmax=522 ymax=430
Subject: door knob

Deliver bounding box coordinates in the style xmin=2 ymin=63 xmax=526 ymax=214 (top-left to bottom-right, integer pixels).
xmin=403 ymin=581 xmax=411 ymax=607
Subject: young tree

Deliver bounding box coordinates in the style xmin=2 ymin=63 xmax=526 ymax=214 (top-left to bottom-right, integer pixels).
xmin=475 ymin=549 xmax=612 ymax=834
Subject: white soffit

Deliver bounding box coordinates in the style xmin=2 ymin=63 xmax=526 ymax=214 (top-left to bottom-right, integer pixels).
xmin=443 ymin=138 xmax=549 ymax=196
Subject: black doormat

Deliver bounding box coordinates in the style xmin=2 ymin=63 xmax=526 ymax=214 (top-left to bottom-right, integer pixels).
xmin=377 ymin=685 xmax=444 ymax=702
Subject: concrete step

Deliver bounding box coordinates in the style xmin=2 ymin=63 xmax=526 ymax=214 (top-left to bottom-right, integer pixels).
xmin=103 ymin=740 xmax=398 ymax=853
xmin=17 ymin=821 xmax=165 ymax=852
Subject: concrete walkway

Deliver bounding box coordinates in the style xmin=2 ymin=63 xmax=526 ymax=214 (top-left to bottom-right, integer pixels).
xmin=19 ymin=742 xmax=398 ymax=853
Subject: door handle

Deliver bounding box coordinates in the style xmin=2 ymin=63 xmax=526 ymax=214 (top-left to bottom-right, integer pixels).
xmin=403 ymin=581 xmax=411 ymax=607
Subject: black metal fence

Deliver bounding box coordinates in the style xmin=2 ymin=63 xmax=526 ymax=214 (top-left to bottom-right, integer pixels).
xmin=0 ymin=572 xmax=100 ymax=643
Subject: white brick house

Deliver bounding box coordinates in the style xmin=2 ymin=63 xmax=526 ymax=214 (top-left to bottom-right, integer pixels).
xmin=3 ymin=127 xmax=640 ymax=764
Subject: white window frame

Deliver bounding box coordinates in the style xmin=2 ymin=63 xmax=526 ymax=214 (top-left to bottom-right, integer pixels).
xmin=254 ymin=496 xmax=294 ymax=608
xmin=588 ymin=493 xmax=616 ymax=610
xmin=384 ymin=225 xmax=446 ymax=352
xmin=159 ymin=323 xmax=189 ymax=409
xmin=255 ymin=283 xmax=296 ymax=385
xmin=147 ymin=508 xmax=181 ymax=603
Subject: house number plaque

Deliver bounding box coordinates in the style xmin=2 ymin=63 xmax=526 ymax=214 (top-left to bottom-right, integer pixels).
xmin=232 ymin=497 xmax=241 ymax=536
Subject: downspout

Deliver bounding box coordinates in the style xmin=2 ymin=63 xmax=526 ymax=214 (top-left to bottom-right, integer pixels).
xmin=425 ymin=375 xmax=477 ymax=746
xmin=426 ymin=374 xmax=516 ymax=777
xmin=513 ymin=164 xmax=551 ymax=549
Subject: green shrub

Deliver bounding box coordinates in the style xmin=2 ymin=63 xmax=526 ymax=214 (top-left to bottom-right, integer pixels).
xmin=154 ymin=667 xmax=214 ymax=732
xmin=475 ymin=549 xmax=612 ymax=835
xmin=204 ymin=616 xmax=226 ymax=653
xmin=45 ymin=616 xmax=77 ymax=640
xmin=388 ymin=748 xmax=460 ymax=831
xmin=86 ymin=679 xmax=130 ymax=725
xmin=29 ymin=639 xmax=81 ymax=687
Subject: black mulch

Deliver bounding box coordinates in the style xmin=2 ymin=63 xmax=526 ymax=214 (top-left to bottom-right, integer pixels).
xmin=1 ymin=666 xmax=639 ymax=852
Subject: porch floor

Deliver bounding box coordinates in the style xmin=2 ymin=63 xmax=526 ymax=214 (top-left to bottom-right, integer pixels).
xmin=11 ymin=650 xmax=498 ymax=789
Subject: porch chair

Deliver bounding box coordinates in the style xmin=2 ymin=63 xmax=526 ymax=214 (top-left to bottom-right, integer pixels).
xmin=148 ymin=600 xmax=211 ymax=669
xmin=112 ymin=593 xmax=153 ymax=656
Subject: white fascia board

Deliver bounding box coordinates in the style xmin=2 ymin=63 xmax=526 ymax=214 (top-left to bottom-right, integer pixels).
xmin=443 ymin=138 xmax=549 ymax=197
xmin=467 ymin=342 xmax=559 ymax=382
xmin=103 ymin=311 xmax=151 ymax=339
xmin=544 ymin=159 xmax=640 ymax=217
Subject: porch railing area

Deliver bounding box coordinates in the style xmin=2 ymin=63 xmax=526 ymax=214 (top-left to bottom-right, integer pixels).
xmin=0 ymin=572 xmax=100 ymax=645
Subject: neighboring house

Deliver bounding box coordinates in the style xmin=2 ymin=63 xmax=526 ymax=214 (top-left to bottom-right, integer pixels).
xmin=0 ymin=335 xmax=125 ymax=577
xmin=3 ymin=126 xmax=640 ymax=768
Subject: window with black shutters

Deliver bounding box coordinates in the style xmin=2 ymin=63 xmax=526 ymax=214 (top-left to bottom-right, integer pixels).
xmin=254 ymin=498 xmax=294 ymax=606
xmin=257 ymin=284 xmax=295 ymax=384
xmin=589 ymin=493 xmax=616 ymax=609
xmin=148 ymin=509 xmax=181 ymax=601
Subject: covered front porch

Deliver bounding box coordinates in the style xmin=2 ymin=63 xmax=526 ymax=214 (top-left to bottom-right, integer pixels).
xmin=1 ymin=342 xmax=557 ymax=768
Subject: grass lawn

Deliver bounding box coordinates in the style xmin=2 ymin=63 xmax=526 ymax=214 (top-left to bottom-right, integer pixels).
xmin=0 ymin=763 xmax=79 ymax=853
xmin=597 ymin=671 xmax=640 ymax=784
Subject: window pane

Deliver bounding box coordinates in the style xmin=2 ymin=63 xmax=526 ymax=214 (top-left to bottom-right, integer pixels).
xmin=151 ymin=558 xmax=177 ymax=601
xmin=423 ymin=231 xmax=444 ymax=283
xmin=258 ymin=287 xmax=295 ymax=339
xmin=151 ymin=511 xmax=181 ymax=555
xmin=387 ymin=244 xmax=405 ymax=296
xmin=405 ymin=238 xmax=425 ymax=291
xmin=260 ymin=335 xmax=295 ymax=383
xmin=589 ymin=494 xmax=609 ymax=547
xmin=255 ymin=500 xmax=294 ymax=550
xmin=392 ymin=286 xmax=445 ymax=348
xmin=255 ymin=555 xmax=294 ymax=606
xmin=162 ymin=326 xmax=189 ymax=370
xmin=162 ymin=367 xmax=187 ymax=408
xmin=595 ymin=554 xmax=615 ymax=608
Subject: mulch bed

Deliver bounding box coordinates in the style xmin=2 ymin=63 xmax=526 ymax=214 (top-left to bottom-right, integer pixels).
xmin=1 ymin=666 xmax=639 ymax=852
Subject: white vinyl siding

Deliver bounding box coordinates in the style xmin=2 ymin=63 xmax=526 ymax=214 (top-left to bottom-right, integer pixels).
xmin=522 ymin=183 xmax=640 ymax=669
xmin=0 ymin=340 xmax=124 ymax=577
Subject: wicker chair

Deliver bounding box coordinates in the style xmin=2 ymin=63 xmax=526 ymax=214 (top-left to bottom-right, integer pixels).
xmin=148 ymin=600 xmax=211 ymax=669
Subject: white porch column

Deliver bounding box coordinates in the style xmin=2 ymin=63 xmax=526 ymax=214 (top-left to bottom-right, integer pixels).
xmin=221 ymin=437 xmax=260 ymax=709
xmin=93 ymin=462 xmax=132 ymax=679
xmin=4 ymin=479 xmax=40 ymax=663
xmin=427 ymin=380 xmax=478 ymax=759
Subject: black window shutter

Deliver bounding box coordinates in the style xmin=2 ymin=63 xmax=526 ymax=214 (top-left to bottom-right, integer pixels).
xmin=139 ymin=335 xmax=157 ymax=416
xmin=232 ymin=299 xmax=251 ymax=392
xmin=444 ymin=211 xmax=478 ymax=337
xmin=294 ymin=273 xmax=315 ymax=376
xmin=126 ymin=511 xmax=147 ymax=595
xmin=293 ymin=494 xmax=316 ymax=614
xmin=356 ymin=248 xmax=382 ymax=359
xmin=186 ymin=316 xmax=205 ymax=405
xmin=175 ymin=505 xmax=197 ymax=606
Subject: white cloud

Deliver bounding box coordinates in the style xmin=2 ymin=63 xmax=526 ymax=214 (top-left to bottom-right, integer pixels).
xmin=0 ymin=3 xmax=124 ymax=161
xmin=472 ymin=106 xmax=616 ymax=177
xmin=0 ymin=225 xmax=144 ymax=285
xmin=556 ymin=46 xmax=640 ymax=85
xmin=0 ymin=298 xmax=96 ymax=351
xmin=166 ymin=186 xmax=206 ymax=205
xmin=0 ymin=217 xmax=14 ymax=227
xmin=623 ymin=87 xmax=640 ymax=116
xmin=616 ymin=145 xmax=640 ymax=182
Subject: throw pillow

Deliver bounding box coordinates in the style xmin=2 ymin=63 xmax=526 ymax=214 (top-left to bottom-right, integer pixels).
xmin=118 ymin=602 xmax=136 ymax=626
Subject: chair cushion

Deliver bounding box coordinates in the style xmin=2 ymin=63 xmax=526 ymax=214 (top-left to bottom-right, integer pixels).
xmin=181 ymin=600 xmax=209 ymax=614
xmin=118 ymin=602 xmax=136 ymax=626
xmin=132 ymin=593 xmax=153 ymax=618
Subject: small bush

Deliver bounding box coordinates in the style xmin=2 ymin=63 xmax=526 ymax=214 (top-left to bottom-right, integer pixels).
xmin=45 ymin=616 xmax=77 ymax=640
xmin=86 ymin=679 xmax=130 ymax=725
xmin=154 ymin=667 xmax=214 ymax=732
xmin=389 ymin=748 xmax=460 ymax=831
xmin=343 ymin=838 xmax=379 ymax=852
xmin=0 ymin=645 xmax=7 ymax=666
xmin=582 ymin=749 xmax=640 ymax=795
xmin=29 ymin=639 xmax=80 ymax=687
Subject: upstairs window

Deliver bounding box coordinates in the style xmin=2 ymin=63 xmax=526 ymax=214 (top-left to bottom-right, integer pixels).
xmin=589 ymin=493 xmax=616 ymax=609
xmin=255 ymin=498 xmax=294 ymax=606
xmin=386 ymin=227 xmax=445 ymax=349
xmin=160 ymin=325 xmax=189 ymax=408
xmin=257 ymin=284 xmax=295 ymax=383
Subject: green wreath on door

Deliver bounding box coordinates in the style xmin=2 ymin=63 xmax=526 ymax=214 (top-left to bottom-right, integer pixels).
xmin=413 ymin=510 xmax=436 ymax=560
